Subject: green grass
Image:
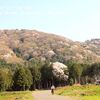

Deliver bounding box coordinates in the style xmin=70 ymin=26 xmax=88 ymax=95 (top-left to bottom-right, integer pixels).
xmin=0 ymin=91 xmax=34 ymax=100
xmin=82 ymin=96 xmax=100 ymax=100
xmin=55 ymin=85 xmax=100 ymax=100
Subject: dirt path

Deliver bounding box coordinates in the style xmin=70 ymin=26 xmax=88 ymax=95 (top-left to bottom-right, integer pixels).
xmin=33 ymin=90 xmax=76 ymax=100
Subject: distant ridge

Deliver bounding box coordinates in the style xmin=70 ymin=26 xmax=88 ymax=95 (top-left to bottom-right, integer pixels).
xmin=0 ymin=29 xmax=100 ymax=63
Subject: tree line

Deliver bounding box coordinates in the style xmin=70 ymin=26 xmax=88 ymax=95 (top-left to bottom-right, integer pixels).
xmin=66 ymin=60 xmax=100 ymax=85
xmin=0 ymin=59 xmax=100 ymax=91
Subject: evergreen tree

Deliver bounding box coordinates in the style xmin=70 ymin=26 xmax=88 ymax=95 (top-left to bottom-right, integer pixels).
xmin=0 ymin=69 xmax=7 ymax=91
xmin=24 ymin=68 xmax=33 ymax=90
xmin=13 ymin=67 xmax=32 ymax=91
xmin=0 ymin=69 xmax=13 ymax=91
xmin=72 ymin=63 xmax=83 ymax=84
xmin=41 ymin=61 xmax=53 ymax=88
xmin=30 ymin=65 xmax=41 ymax=90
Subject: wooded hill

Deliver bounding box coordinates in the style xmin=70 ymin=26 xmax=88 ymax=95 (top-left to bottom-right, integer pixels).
xmin=0 ymin=29 xmax=100 ymax=64
xmin=0 ymin=29 xmax=100 ymax=91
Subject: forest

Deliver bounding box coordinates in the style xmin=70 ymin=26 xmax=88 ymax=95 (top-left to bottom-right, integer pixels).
xmin=0 ymin=58 xmax=100 ymax=92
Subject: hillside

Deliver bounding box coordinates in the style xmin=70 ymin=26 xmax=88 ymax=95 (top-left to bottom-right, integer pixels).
xmin=0 ymin=29 xmax=100 ymax=63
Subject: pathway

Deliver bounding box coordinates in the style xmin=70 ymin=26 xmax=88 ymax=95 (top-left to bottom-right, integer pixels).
xmin=33 ymin=90 xmax=76 ymax=100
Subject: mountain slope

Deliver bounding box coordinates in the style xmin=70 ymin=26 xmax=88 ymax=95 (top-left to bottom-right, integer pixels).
xmin=0 ymin=29 xmax=100 ymax=63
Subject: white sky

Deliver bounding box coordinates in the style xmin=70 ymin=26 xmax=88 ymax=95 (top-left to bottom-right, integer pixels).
xmin=0 ymin=0 xmax=100 ymax=41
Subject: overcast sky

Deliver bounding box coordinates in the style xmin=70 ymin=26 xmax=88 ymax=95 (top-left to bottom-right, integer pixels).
xmin=0 ymin=0 xmax=100 ymax=41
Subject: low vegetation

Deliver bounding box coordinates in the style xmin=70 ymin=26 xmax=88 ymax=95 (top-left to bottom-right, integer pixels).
xmin=0 ymin=91 xmax=34 ymax=100
xmin=55 ymin=85 xmax=100 ymax=100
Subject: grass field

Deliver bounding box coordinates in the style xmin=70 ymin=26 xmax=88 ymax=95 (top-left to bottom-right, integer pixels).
xmin=0 ymin=91 xmax=34 ymax=100
xmin=55 ymin=85 xmax=100 ymax=100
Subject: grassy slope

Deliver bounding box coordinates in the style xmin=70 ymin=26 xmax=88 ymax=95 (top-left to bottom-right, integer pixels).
xmin=55 ymin=85 xmax=100 ymax=100
xmin=0 ymin=91 xmax=34 ymax=100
